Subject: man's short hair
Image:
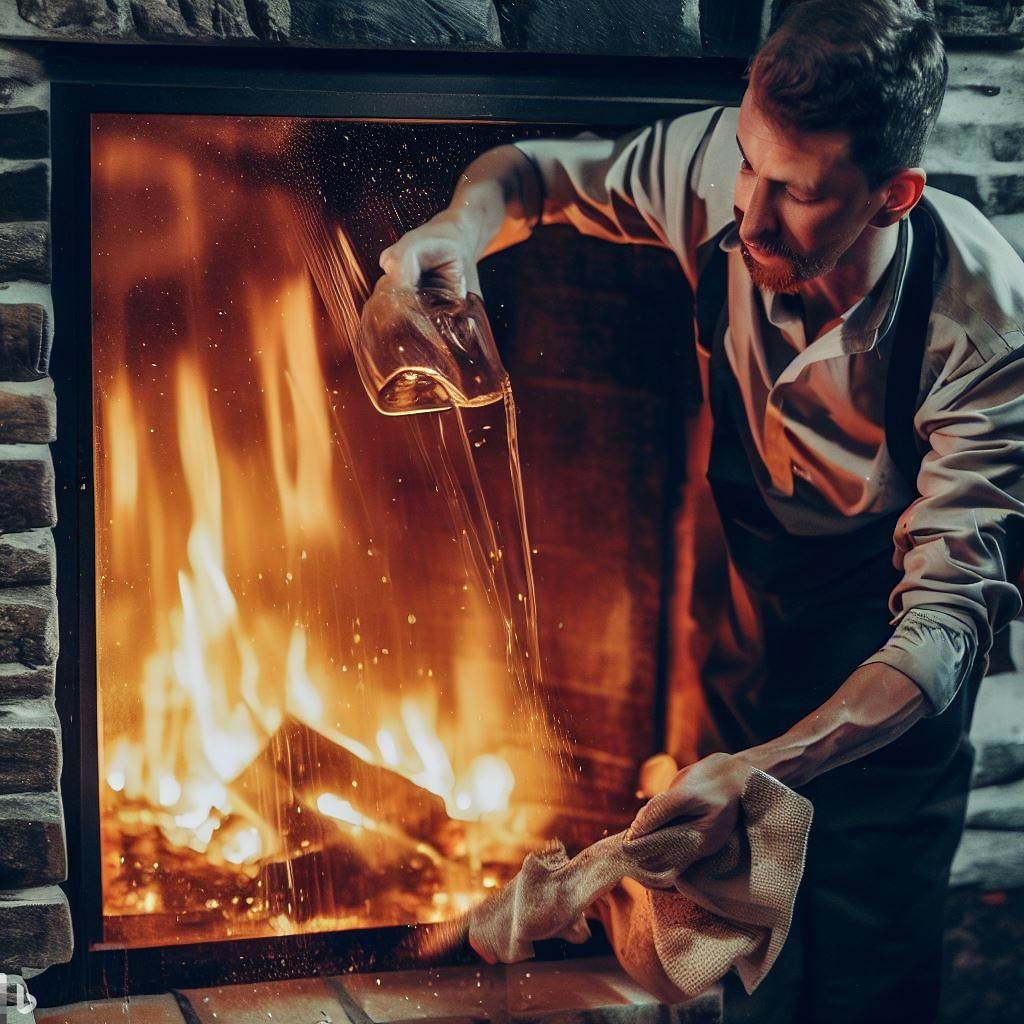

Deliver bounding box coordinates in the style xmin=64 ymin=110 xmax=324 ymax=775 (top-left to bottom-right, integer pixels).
xmin=751 ymin=0 xmax=947 ymax=187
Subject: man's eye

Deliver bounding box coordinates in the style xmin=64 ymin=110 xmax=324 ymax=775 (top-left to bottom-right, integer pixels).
xmin=739 ymin=158 xmax=753 ymax=172
xmin=785 ymin=190 xmax=818 ymax=204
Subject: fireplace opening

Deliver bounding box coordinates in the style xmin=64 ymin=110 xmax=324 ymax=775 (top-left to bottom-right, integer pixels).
xmin=42 ymin=56 xmax=736 ymax=1002
xmin=91 ymin=112 xmax=588 ymax=949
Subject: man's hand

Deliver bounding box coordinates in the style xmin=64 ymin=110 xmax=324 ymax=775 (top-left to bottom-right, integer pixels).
xmin=379 ymin=212 xmax=482 ymax=298
xmin=378 ymin=143 xmax=542 ymax=297
xmin=625 ymin=751 xmax=751 ymax=860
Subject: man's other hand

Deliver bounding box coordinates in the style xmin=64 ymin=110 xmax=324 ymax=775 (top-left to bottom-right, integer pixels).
xmin=625 ymin=751 xmax=750 ymax=857
xmin=379 ymin=213 xmax=481 ymax=298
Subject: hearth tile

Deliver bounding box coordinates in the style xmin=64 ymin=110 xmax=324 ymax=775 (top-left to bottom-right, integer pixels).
xmin=337 ymin=960 xmax=722 ymax=1024
xmin=506 ymin=960 xmax=721 ymax=1024
xmin=179 ymin=976 xmax=353 ymax=1024
xmin=36 ymin=993 xmax=185 ymax=1024
xmin=336 ymin=965 xmax=498 ymax=1023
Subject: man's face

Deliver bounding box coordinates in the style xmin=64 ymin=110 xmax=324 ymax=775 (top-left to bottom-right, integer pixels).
xmin=733 ymin=82 xmax=887 ymax=294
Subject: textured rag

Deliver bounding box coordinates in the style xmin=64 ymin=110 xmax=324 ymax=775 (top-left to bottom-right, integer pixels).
xmin=468 ymin=768 xmax=813 ymax=1003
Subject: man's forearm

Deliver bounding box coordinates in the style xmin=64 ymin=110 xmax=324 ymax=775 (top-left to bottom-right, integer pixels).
xmin=443 ymin=145 xmax=542 ymax=260
xmin=737 ymin=662 xmax=930 ymax=788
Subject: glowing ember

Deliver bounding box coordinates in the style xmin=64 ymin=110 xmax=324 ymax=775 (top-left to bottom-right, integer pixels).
xmin=317 ymin=793 xmax=371 ymax=829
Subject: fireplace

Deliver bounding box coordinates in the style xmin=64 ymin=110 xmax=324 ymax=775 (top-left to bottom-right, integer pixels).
xmin=2 ymin=8 xmax=1022 ymax=1019
xmin=14 ymin=47 xmax=745 ymax=1006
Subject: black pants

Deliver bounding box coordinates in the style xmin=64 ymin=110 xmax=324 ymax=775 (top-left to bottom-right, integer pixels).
xmin=720 ymin=682 xmax=976 ymax=1024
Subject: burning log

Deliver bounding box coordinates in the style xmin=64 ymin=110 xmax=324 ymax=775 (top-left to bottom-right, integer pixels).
xmin=253 ymin=714 xmax=452 ymax=843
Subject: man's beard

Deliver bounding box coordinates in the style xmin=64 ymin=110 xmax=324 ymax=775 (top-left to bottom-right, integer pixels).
xmin=739 ymin=235 xmax=835 ymax=294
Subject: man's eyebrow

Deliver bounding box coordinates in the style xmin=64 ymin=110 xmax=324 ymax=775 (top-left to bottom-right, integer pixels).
xmin=735 ymin=134 xmax=823 ymax=195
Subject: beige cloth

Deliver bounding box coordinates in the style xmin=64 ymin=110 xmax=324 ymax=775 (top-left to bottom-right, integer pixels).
xmin=467 ymin=767 xmax=813 ymax=1003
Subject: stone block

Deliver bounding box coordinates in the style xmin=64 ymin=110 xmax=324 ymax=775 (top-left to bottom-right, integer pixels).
xmin=0 ymin=444 xmax=55 ymax=531
xmin=950 ymin=828 xmax=1024 ymax=890
xmin=0 ymin=161 xmax=48 ymax=222
xmin=496 ymin=0 xmax=701 ymax=56
xmin=164 ymin=1 xmax=254 ymax=40
xmin=0 ymin=304 xmax=49 ymax=380
xmin=245 ymin=0 xmax=290 ymax=42
xmin=0 ymin=698 xmax=60 ymax=795
xmin=0 ymin=885 xmax=72 ymax=972
xmin=0 ymin=107 xmax=48 ymax=159
xmin=0 ymin=46 xmax=45 ymax=109
xmin=935 ymin=1 xmax=1019 ymax=37
xmin=966 ymin=777 xmax=1024 ymax=830
xmin=928 ymin=123 xmax=1024 ymax=165
xmin=941 ymin=51 xmax=1024 ymax=130
xmin=0 ymin=379 xmax=56 ymax=443
xmin=36 ymin=994 xmax=186 ymax=1023
xmin=288 ymin=1 xmax=501 ymax=49
xmin=0 ymin=662 xmax=54 ymax=701
xmin=126 ymin=1 xmax=192 ymax=40
xmin=0 ymin=790 xmax=66 ymax=887
xmin=180 ymin=977 xmax=354 ymax=1024
xmin=0 ymin=585 xmax=57 ymax=669
xmin=0 ymin=222 xmax=48 ymax=282
xmin=14 ymin=0 xmax=128 ymax=38
xmin=970 ymin=672 xmax=1024 ymax=787
xmin=0 ymin=530 xmax=54 ymax=586
xmin=0 ymin=583 xmax=55 ymax=668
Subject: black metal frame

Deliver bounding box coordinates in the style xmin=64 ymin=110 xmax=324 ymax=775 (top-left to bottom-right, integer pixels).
xmin=41 ymin=41 xmax=742 ymax=1007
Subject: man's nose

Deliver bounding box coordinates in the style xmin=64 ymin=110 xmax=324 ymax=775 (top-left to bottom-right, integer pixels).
xmin=738 ymin=175 xmax=778 ymax=243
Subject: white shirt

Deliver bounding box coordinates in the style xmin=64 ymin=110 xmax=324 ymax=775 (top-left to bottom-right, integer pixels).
xmin=516 ymin=106 xmax=1024 ymax=715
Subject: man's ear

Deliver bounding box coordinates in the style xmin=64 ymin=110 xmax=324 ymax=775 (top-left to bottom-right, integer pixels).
xmin=870 ymin=168 xmax=927 ymax=227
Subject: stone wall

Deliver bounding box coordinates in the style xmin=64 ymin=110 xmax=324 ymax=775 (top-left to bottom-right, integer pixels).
xmin=0 ymin=2 xmax=1021 ymax=56
xmin=0 ymin=44 xmax=72 ymax=1012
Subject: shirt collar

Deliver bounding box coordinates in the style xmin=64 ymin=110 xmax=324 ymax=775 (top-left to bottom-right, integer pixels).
xmin=717 ymin=217 xmax=911 ymax=355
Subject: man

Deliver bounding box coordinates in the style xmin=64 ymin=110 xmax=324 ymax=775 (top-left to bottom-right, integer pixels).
xmin=378 ymin=2 xmax=1024 ymax=1021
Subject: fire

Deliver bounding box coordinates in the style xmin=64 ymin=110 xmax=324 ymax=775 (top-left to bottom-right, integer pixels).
xmin=92 ymin=114 xmax=564 ymax=948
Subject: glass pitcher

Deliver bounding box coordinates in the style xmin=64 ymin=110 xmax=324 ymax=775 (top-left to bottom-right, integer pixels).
xmin=354 ymin=277 xmax=508 ymax=416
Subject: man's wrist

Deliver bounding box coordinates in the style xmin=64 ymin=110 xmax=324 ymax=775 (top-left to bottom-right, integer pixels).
xmin=736 ymin=663 xmax=930 ymax=789
xmin=737 ymin=738 xmax=814 ymax=788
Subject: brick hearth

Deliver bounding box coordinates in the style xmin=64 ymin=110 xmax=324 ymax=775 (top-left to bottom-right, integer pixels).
xmin=34 ymin=959 xmax=722 ymax=1024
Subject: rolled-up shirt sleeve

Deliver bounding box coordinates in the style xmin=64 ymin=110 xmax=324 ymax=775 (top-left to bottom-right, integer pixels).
xmin=863 ymin=339 xmax=1024 ymax=714
xmin=514 ymin=106 xmax=738 ymax=286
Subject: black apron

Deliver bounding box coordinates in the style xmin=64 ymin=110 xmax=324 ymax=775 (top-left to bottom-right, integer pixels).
xmin=694 ymin=205 xmax=979 ymax=1024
